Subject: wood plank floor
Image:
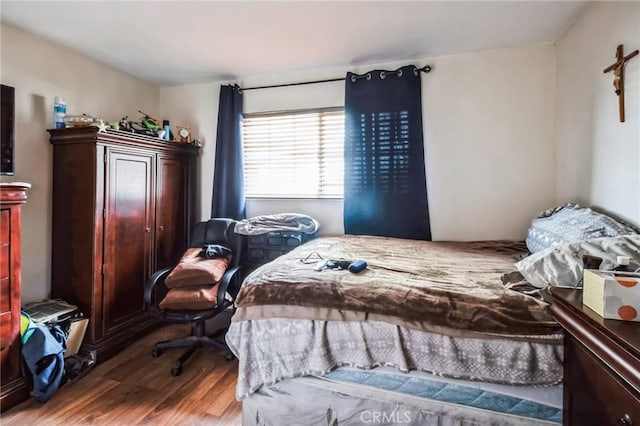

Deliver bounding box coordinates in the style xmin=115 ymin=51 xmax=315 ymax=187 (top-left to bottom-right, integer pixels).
xmin=1 ymin=324 xmax=242 ymax=425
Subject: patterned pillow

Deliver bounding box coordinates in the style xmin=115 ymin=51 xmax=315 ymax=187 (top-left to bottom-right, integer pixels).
xmin=526 ymin=203 xmax=638 ymax=254
xmin=164 ymin=247 xmax=230 ymax=288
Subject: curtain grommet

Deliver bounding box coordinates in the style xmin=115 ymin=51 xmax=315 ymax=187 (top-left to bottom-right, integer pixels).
xmin=366 ymin=73 xmax=372 ymax=81
xmin=413 ymin=67 xmax=419 ymax=76
xmin=397 ymin=69 xmax=403 ymax=78
xmin=351 ymin=75 xmax=357 ymax=83
xmin=380 ymin=72 xmax=386 ymax=80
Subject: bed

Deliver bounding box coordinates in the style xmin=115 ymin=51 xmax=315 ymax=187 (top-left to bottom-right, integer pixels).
xmin=226 ymin=235 xmax=564 ymax=425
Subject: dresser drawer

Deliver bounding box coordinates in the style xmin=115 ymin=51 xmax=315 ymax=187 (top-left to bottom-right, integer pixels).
xmin=0 ymin=278 xmax=11 ymax=315
xmin=0 ymin=278 xmax=14 ymax=348
xmin=0 ymin=245 xmax=8 ymax=279
xmin=0 ymin=209 xmax=8 ymax=245
xmin=568 ymin=338 xmax=640 ymax=425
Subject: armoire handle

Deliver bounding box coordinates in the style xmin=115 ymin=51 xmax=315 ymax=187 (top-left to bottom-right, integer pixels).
xmin=145 ymin=227 xmax=151 ymax=233
xmin=159 ymin=225 xmax=164 ymax=231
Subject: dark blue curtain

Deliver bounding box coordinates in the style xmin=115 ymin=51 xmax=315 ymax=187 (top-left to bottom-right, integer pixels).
xmin=344 ymin=65 xmax=431 ymax=240
xmin=211 ymin=84 xmax=245 ymax=220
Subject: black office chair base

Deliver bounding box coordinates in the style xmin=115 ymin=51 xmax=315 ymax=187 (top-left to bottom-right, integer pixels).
xmin=144 ymin=219 xmax=244 ymax=377
xmin=152 ymin=322 xmax=234 ymax=376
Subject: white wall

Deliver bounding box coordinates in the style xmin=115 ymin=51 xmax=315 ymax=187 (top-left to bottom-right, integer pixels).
xmin=159 ymin=82 xmax=220 ymax=221
xmin=555 ymin=1 xmax=640 ymax=227
xmin=0 ymin=23 xmax=160 ymax=303
xmin=160 ymin=43 xmax=557 ymax=240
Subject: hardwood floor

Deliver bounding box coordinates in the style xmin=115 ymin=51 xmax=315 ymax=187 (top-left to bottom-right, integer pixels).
xmin=1 ymin=324 xmax=242 ymax=425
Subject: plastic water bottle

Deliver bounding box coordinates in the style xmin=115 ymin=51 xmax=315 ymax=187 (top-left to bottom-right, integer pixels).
xmin=163 ymin=120 xmax=171 ymax=141
xmin=53 ymin=96 xmax=66 ymax=129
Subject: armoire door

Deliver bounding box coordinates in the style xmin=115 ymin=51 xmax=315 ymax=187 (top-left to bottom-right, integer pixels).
xmin=103 ymin=149 xmax=155 ymax=338
xmin=155 ymin=155 xmax=189 ymax=270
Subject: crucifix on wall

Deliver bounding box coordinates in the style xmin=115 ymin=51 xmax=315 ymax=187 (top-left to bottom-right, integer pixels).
xmin=603 ymin=44 xmax=638 ymax=123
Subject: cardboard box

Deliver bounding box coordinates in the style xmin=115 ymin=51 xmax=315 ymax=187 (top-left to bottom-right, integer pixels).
xmin=65 ymin=318 xmax=88 ymax=358
xmin=583 ymin=269 xmax=640 ymax=322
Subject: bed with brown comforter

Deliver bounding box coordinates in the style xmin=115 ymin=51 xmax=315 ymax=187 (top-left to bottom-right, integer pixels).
xmin=227 ymin=236 xmax=563 ymax=425
xmin=226 ymin=235 xmax=563 ymax=400
xmin=233 ymin=235 xmax=558 ymax=336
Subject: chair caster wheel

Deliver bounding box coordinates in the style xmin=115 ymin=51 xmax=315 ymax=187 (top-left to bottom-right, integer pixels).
xmin=171 ymin=364 xmax=182 ymax=376
xmin=225 ymin=353 xmax=234 ymax=361
xmin=151 ymin=347 xmax=163 ymax=358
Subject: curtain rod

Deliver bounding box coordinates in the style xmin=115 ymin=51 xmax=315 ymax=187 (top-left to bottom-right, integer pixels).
xmin=239 ymin=65 xmax=432 ymax=91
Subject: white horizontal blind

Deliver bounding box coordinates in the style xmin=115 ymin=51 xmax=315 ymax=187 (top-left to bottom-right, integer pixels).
xmin=243 ymin=108 xmax=344 ymax=198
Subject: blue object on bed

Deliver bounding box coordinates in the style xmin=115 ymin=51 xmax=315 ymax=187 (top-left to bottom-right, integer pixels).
xmin=324 ymin=369 xmax=563 ymax=424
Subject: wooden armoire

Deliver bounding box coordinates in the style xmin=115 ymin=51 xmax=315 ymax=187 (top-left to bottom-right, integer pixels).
xmin=49 ymin=127 xmax=198 ymax=362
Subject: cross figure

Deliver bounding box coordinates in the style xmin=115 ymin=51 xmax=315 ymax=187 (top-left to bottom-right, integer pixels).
xmin=603 ymin=44 xmax=638 ymax=123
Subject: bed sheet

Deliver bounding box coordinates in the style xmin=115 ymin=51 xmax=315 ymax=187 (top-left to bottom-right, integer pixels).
xmin=242 ymin=366 xmax=562 ymax=426
xmin=226 ymin=317 xmax=563 ymax=400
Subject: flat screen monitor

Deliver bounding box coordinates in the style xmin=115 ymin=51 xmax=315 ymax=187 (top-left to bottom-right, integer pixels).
xmin=1 ymin=84 xmax=15 ymax=175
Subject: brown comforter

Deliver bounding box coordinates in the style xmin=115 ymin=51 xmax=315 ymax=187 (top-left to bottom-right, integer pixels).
xmin=235 ymin=236 xmax=559 ymax=337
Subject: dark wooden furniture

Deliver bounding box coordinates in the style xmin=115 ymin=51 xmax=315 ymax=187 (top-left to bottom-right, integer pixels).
xmin=247 ymin=231 xmax=316 ymax=264
xmin=0 ymin=183 xmax=30 ymax=412
xmin=550 ymin=288 xmax=640 ymax=426
xmin=49 ymin=127 xmax=198 ymax=362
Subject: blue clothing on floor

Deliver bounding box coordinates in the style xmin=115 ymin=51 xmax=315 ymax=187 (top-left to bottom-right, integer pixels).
xmin=21 ymin=322 xmax=66 ymax=402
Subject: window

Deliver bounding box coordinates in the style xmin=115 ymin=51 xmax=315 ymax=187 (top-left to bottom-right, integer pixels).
xmin=242 ymin=108 xmax=344 ymax=198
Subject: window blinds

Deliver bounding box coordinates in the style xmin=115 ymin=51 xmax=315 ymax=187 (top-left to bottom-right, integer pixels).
xmin=242 ymin=108 xmax=344 ymax=198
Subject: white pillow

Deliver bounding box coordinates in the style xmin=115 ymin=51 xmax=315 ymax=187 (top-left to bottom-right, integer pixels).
xmin=515 ymin=235 xmax=640 ymax=288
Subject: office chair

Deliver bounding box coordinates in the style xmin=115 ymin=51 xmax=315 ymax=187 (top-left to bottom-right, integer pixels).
xmin=144 ymin=218 xmax=244 ymax=376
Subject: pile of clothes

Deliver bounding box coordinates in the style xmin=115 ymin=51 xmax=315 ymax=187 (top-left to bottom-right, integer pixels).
xmin=20 ymin=313 xmax=95 ymax=402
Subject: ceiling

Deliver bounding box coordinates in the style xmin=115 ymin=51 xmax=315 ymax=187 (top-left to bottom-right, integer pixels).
xmin=1 ymin=1 xmax=588 ymax=86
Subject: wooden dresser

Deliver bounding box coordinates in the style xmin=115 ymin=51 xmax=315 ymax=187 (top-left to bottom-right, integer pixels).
xmin=550 ymin=288 xmax=640 ymax=426
xmin=0 ymin=183 xmax=30 ymax=412
xmin=48 ymin=127 xmax=198 ymax=362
